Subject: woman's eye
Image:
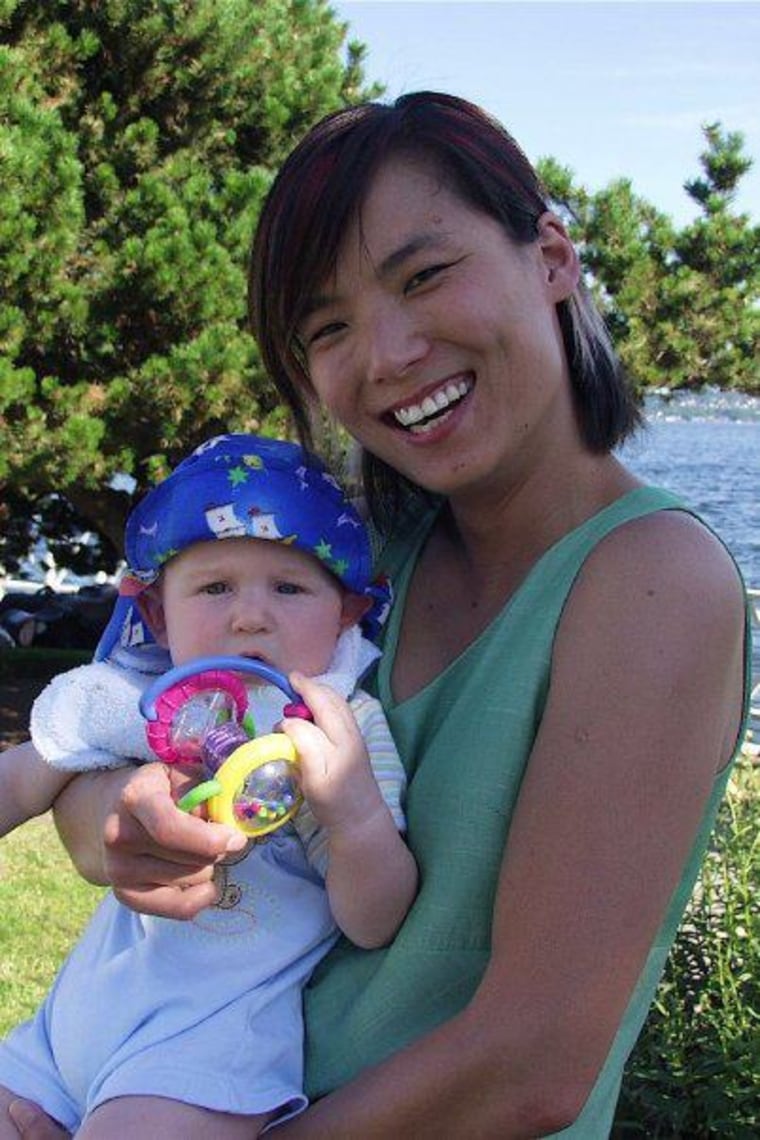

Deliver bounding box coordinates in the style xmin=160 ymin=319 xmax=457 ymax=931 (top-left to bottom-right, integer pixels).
xmin=405 ymin=263 xmax=450 ymax=292
xmin=307 ymin=320 xmax=346 ymax=347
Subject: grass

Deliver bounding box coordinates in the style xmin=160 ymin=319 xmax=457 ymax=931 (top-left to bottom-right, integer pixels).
xmin=0 ymin=748 xmax=757 ymax=1135
xmin=0 ymin=814 xmax=104 ymax=1036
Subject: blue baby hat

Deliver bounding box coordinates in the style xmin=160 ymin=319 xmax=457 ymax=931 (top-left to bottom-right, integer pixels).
xmin=95 ymin=433 xmax=391 ymax=664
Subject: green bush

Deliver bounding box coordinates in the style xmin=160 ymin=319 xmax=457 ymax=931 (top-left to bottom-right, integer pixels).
xmin=615 ymin=750 xmax=760 ymax=1137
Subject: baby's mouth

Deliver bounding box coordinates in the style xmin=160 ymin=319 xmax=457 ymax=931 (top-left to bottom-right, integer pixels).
xmin=389 ymin=377 xmax=473 ymax=434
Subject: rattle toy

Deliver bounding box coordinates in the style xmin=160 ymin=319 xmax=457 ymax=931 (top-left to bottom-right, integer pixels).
xmin=139 ymin=657 xmax=312 ymax=839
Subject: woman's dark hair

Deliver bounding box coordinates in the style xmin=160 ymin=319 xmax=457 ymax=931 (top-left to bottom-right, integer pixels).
xmin=249 ymin=91 xmax=641 ymax=526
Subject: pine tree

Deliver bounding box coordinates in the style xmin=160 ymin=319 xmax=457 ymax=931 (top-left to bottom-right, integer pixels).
xmin=0 ymin=0 xmax=374 ymax=573
xmin=667 ymin=124 xmax=760 ymax=391
xmin=538 ymin=124 xmax=760 ymax=396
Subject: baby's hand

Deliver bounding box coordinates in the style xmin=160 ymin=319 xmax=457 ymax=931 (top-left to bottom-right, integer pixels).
xmin=280 ymin=673 xmax=386 ymax=834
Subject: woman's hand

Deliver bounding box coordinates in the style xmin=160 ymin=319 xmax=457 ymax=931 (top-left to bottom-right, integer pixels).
xmin=53 ymin=762 xmax=247 ymax=919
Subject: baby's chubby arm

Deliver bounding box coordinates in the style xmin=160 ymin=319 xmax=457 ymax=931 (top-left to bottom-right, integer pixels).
xmin=0 ymin=740 xmax=72 ymax=837
xmin=281 ymin=673 xmax=418 ymax=949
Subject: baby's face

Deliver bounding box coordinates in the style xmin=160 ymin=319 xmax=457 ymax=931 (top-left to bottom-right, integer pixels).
xmin=145 ymin=537 xmax=362 ymax=677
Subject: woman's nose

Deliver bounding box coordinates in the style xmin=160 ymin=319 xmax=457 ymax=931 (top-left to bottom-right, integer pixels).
xmin=364 ymin=302 xmax=429 ymax=385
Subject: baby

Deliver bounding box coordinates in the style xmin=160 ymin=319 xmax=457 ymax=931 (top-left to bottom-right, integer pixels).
xmin=0 ymin=433 xmax=416 ymax=1137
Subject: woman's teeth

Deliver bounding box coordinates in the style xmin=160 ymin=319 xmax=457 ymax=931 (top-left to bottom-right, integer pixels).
xmin=393 ymin=381 xmax=470 ymax=431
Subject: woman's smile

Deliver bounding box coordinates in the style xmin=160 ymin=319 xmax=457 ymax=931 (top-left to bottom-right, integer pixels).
xmin=384 ymin=375 xmax=474 ymax=435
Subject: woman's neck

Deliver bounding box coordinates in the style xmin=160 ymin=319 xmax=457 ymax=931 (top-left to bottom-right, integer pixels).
xmin=444 ymin=452 xmax=637 ymax=597
xmin=390 ymin=452 xmax=639 ymax=703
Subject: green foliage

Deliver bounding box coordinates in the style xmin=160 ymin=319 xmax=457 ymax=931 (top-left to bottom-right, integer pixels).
xmin=0 ymin=0 xmax=376 ymax=569
xmin=615 ymin=751 xmax=760 ymax=1137
xmin=539 ymin=123 xmax=760 ymax=397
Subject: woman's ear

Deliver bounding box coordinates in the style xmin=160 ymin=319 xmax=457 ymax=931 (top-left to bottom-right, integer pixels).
xmin=339 ymin=591 xmax=372 ymax=632
xmin=136 ymin=587 xmax=170 ymax=648
xmin=536 ymin=211 xmax=580 ymax=300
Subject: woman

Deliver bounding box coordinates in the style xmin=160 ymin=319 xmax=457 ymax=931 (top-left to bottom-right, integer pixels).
xmin=8 ymin=92 xmax=751 ymax=1138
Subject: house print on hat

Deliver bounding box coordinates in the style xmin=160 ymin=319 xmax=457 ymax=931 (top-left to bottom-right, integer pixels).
xmin=204 ymin=503 xmax=246 ymax=539
xmin=247 ymin=507 xmax=285 ymax=540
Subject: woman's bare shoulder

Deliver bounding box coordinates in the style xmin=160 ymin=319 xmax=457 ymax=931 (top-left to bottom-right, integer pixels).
xmin=576 ymin=506 xmax=744 ymax=619
xmin=550 ymin=505 xmax=746 ymax=775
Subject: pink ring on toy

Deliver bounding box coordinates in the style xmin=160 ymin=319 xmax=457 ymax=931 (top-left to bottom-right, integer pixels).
xmin=146 ymin=670 xmax=249 ymax=763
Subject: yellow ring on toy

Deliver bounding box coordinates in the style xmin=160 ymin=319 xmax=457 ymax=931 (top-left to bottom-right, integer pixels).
xmin=207 ymin=734 xmax=301 ymax=838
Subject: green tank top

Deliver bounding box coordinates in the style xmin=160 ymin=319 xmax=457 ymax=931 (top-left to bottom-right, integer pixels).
xmin=303 ymin=487 xmax=752 ymax=1135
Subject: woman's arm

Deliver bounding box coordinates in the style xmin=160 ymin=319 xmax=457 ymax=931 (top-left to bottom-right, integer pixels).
xmin=6 ymin=1099 xmax=69 ymax=1138
xmin=53 ymin=761 xmax=247 ymax=912
xmin=272 ymin=513 xmax=746 ymax=1137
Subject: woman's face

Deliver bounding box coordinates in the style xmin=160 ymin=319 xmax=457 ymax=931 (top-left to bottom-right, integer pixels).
xmin=298 ymin=155 xmax=581 ymax=503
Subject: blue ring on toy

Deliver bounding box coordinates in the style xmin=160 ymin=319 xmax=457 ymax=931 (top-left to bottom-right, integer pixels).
xmin=140 ymin=656 xmax=300 ymax=722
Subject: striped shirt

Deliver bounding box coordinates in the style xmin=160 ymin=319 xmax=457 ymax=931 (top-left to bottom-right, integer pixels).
xmin=293 ymin=689 xmax=406 ymax=877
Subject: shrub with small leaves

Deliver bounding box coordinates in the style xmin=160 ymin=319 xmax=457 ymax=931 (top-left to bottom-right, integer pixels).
xmin=615 ymin=751 xmax=760 ymax=1137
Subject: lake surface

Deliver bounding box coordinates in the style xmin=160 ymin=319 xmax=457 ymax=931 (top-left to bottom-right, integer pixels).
xmin=618 ymin=389 xmax=760 ymax=692
xmin=618 ymin=390 xmax=760 ymax=588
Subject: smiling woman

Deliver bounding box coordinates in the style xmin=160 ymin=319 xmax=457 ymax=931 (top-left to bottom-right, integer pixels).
xmin=251 ymin=93 xmax=638 ymax=529
xmin=244 ymin=92 xmax=750 ymax=1136
xmin=8 ymin=92 xmax=752 ymax=1140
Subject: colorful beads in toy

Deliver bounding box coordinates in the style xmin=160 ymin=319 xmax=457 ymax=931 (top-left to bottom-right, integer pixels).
xmin=140 ymin=656 xmax=311 ymax=839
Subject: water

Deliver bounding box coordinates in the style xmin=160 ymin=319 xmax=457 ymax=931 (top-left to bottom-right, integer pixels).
xmin=617 ymin=388 xmax=760 ymax=697
xmin=618 ymin=389 xmax=760 ymax=588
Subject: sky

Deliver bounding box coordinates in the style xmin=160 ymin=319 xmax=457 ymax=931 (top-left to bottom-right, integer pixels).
xmin=332 ymin=1 xmax=760 ymax=226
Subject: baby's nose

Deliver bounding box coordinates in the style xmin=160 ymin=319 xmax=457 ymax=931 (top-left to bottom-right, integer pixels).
xmin=231 ymin=589 xmax=271 ymax=631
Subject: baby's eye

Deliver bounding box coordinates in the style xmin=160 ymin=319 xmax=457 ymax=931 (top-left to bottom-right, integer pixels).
xmin=201 ymin=581 xmax=229 ymax=596
xmin=275 ymin=581 xmax=304 ymax=596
